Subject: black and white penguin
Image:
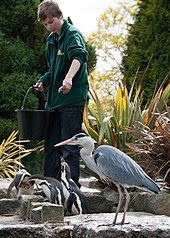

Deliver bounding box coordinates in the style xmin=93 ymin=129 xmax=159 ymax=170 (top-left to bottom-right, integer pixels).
xmin=7 ymin=169 xmax=34 ymax=199
xmin=60 ymin=157 xmax=89 ymax=215
xmin=28 ymin=174 xmax=64 ymax=205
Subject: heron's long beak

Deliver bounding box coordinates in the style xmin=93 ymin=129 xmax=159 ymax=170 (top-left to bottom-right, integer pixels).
xmin=54 ymin=138 xmax=74 ymax=147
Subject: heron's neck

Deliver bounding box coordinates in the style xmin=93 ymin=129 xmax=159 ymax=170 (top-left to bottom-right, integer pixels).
xmin=80 ymin=142 xmax=100 ymax=176
xmin=80 ymin=143 xmax=94 ymax=158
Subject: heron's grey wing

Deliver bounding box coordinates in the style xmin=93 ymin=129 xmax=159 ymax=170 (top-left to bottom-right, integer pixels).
xmin=94 ymin=145 xmax=148 ymax=187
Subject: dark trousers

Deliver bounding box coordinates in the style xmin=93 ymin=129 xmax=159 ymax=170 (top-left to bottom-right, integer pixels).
xmin=43 ymin=106 xmax=84 ymax=187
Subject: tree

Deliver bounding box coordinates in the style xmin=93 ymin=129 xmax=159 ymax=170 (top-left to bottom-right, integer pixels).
xmin=122 ymin=0 xmax=170 ymax=104
xmin=67 ymin=16 xmax=97 ymax=75
xmin=0 ymin=0 xmax=48 ymax=141
xmin=86 ymin=1 xmax=138 ymax=101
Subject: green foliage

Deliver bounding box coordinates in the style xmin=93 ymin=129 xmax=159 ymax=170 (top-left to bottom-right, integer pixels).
xmin=0 ymin=131 xmax=32 ymax=178
xmin=0 ymin=0 xmax=48 ymax=77
xmin=0 ymin=118 xmax=18 ymax=143
xmin=0 ymin=0 xmax=47 ymax=142
xmin=83 ymin=73 xmax=170 ymax=181
xmin=85 ymin=41 xmax=97 ymax=74
xmin=84 ymin=76 xmax=170 ymax=154
xmin=126 ymin=101 xmax=170 ymax=187
xmin=122 ymin=0 xmax=170 ymax=104
xmin=87 ymin=1 xmax=138 ymax=77
xmin=0 ymin=32 xmax=36 ymax=78
xmin=0 ymin=130 xmax=44 ymax=177
xmin=0 ymin=73 xmax=41 ymax=142
xmin=20 ymin=140 xmax=44 ymax=175
xmin=0 ymin=0 xmax=40 ymax=46
xmin=67 ymin=16 xmax=97 ymax=74
xmin=0 ymin=73 xmax=39 ymax=118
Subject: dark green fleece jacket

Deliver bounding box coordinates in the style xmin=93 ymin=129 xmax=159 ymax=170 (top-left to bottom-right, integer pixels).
xmin=39 ymin=19 xmax=89 ymax=110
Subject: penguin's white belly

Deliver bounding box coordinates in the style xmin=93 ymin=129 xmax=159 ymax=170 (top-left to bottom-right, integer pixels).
xmin=41 ymin=185 xmax=52 ymax=201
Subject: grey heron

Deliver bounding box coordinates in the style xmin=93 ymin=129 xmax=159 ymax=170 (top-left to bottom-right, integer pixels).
xmin=55 ymin=133 xmax=160 ymax=226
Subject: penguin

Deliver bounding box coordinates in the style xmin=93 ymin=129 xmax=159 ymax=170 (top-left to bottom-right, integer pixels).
xmin=60 ymin=157 xmax=89 ymax=215
xmin=17 ymin=180 xmax=35 ymax=200
xmin=66 ymin=191 xmax=83 ymax=214
xmin=7 ymin=169 xmax=34 ymax=199
xmin=28 ymin=174 xmax=64 ymax=206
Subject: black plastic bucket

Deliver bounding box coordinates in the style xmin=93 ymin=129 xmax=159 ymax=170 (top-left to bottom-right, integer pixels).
xmin=16 ymin=86 xmax=54 ymax=140
xmin=16 ymin=109 xmax=54 ymax=140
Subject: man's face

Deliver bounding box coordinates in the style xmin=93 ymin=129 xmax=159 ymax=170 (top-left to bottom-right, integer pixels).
xmin=42 ymin=16 xmax=60 ymax=33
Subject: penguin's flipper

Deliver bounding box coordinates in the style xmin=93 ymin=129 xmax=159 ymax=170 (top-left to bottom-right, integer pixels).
xmin=67 ymin=192 xmax=81 ymax=214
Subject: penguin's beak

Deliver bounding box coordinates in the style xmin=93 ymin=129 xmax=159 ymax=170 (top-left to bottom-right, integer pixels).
xmin=54 ymin=138 xmax=75 ymax=147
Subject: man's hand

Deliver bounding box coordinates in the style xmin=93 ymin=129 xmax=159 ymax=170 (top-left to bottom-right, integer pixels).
xmin=58 ymin=59 xmax=80 ymax=94
xmin=61 ymin=76 xmax=73 ymax=94
xmin=33 ymin=82 xmax=44 ymax=92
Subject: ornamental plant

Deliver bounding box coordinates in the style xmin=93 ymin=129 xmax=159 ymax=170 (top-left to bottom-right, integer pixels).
xmin=83 ymin=72 xmax=170 ymax=185
xmin=0 ymin=131 xmax=32 ymax=178
xmin=126 ymin=100 xmax=170 ymax=187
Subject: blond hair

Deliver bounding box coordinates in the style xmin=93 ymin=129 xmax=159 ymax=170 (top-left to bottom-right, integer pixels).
xmin=38 ymin=0 xmax=63 ymax=22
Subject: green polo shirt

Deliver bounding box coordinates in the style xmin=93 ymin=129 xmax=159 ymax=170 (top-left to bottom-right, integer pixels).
xmin=39 ymin=19 xmax=89 ymax=110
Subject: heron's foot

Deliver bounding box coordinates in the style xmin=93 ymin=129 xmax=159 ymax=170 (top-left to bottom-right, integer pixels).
xmin=97 ymin=223 xmax=113 ymax=228
xmin=97 ymin=221 xmax=129 ymax=227
xmin=113 ymin=221 xmax=130 ymax=226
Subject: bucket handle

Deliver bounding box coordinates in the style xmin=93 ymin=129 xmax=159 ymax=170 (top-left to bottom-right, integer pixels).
xmin=21 ymin=86 xmax=46 ymax=110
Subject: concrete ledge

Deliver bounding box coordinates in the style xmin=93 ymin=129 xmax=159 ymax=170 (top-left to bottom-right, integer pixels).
xmin=41 ymin=204 xmax=64 ymax=223
xmin=0 ymin=212 xmax=170 ymax=238
xmin=0 ymin=199 xmax=21 ymax=215
xmin=20 ymin=195 xmax=45 ymax=220
xmin=31 ymin=203 xmax=64 ymax=224
xmin=65 ymin=212 xmax=170 ymax=238
xmin=19 ymin=196 xmax=64 ymax=223
xmin=131 ymin=191 xmax=170 ymax=216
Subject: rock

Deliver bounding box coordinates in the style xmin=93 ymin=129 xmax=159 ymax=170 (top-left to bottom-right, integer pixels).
xmin=31 ymin=206 xmax=42 ymax=224
xmin=79 ymin=177 xmax=98 ymax=188
xmin=20 ymin=195 xmax=45 ymax=220
xmin=28 ymin=201 xmax=46 ymax=221
xmin=65 ymin=212 xmax=170 ymax=238
xmin=41 ymin=203 xmax=64 ymax=223
xmin=101 ymin=186 xmax=118 ymax=202
xmin=19 ymin=195 xmax=64 ymax=223
xmin=0 ymin=223 xmax=53 ymax=238
xmin=86 ymin=194 xmax=114 ymax=213
xmin=0 ymin=212 xmax=170 ymax=237
xmin=53 ymin=225 xmax=73 ymax=238
xmin=31 ymin=203 xmax=64 ymax=224
xmin=131 ymin=191 xmax=170 ymax=215
xmin=155 ymin=191 xmax=170 ymax=215
xmin=0 ymin=199 xmax=21 ymax=215
xmin=0 ymin=178 xmax=16 ymax=199
xmin=81 ymin=185 xmax=101 ymax=195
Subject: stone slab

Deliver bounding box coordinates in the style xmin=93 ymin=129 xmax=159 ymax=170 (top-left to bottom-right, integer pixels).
xmin=42 ymin=204 xmax=64 ymax=223
xmin=0 ymin=212 xmax=170 ymax=238
xmin=65 ymin=212 xmax=170 ymax=238
xmin=0 ymin=199 xmax=21 ymax=215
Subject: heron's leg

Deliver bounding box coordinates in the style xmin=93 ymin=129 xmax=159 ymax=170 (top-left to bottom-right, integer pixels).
xmin=97 ymin=184 xmax=124 ymax=227
xmin=111 ymin=184 xmax=124 ymax=225
xmin=120 ymin=187 xmax=130 ymax=225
